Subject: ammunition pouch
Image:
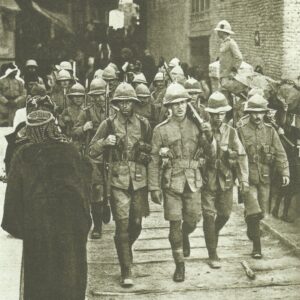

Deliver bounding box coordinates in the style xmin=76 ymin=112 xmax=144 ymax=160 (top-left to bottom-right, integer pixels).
xmin=135 ymin=151 xmax=152 ymax=166
xmin=261 ymin=145 xmax=275 ymax=165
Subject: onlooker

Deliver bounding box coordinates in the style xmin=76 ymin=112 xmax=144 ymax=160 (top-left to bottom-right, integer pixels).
xmin=1 ymin=109 xmax=91 ymax=300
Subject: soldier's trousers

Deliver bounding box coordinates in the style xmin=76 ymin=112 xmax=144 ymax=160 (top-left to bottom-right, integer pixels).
xmin=111 ymin=184 xmax=149 ymax=267
xmin=164 ymin=184 xmax=201 ymax=263
xmin=201 ymin=188 xmax=233 ymax=258
xmin=244 ymin=183 xmax=270 ymax=218
xmin=201 ymin=188 xmax=233 ymax=218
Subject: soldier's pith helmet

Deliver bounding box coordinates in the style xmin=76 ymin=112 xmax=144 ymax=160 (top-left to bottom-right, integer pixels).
xmin=214 ymin=20 xmax=235 ymax=35
xmin=56 ymin=61 xmax=73 ymax=71
xmin=153 ymin=72 xmax=164 ymax=82
xmin=108 ymin=62 xmax=119 ymax=73
xmin=26 ymin=59 xmax=38 ymax=68
xmin=111 ymin=82 xmax=140 ymax=104
xmin=94 ymin=69 xmax=103 ymax=79
xmin=163 ymin=82 xmax=191 ymax=106
xmin=102 ymin=66 xmax=117 ymax=80
xmin=135 ymin=83 xmax=151 ymax=98
xmin=67 ymin=83 xmax=85 ymax=96
xmin=234 ymin=73 xmax=251 ymax=87
xmin=56 ymin=69 xmax=72 ymax=81
xmin=170 ymin=65 xmax=184 ymax=77
xmin=88 ymin=78 xmax=106 ymax=95
xmin=184 ymin=78 xmax=203 ymax=93
xmin=132 ymin=73 xmax=147 ymax=84
xmin=205 ymin=91 xmax=232 ymax=113
xmin=244 ymin=94 xmax=269 ymax=112
xmin=168 ymin=57 xmax=180 ymax=68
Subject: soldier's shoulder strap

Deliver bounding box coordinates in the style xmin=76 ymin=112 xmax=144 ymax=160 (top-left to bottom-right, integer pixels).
xmin=236 ymin=114 xmax=249 ymax=128
xmin=136 ymin=113 xmax=151 ymax=143
xmin=106 ymin=115 xmax=116 ymax=135
xmin=228 ymin=125 xmax=236 ymax=146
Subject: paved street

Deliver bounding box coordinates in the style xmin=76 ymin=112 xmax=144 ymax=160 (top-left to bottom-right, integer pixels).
xmin=0 ymin=127 xmax=300 ymax=300
xmin=87 ymin=202 xmax=300 ymax=299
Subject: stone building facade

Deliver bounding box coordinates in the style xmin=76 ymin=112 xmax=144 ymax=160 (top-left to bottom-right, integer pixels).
xmin=147 ymin=0 xmax=300 ymax=80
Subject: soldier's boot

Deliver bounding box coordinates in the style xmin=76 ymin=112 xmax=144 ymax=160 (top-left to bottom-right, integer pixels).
xmin=169 ymin=221 xmax=185 ymax=282
xmin=215 ymin=215 xmax=229 ymax=247
xmin=172 ymin=250 xmax=185 ymax=282
xmin=91 ymin=203 xmax=103 ymax=239
xmin=248 ymin=216 xmax=262 ymax=259
xmin=246 ymin=218 xmax=253 ymax=241
xmin=271 ymin=195 xmax=281 ymax=219
xmin=281 ymin=195 xmax=293 ymax=223
xmin=203 ymin=215 xmax=221 ymax=269
xmin=115 ymin=234 xmax=133 ymax=287
xmin=251 ymin=217 xmax=262 ymax=259
xmin=182 ymin=221 xmax=197 ymax=257
xmin=128 ymin=219 xmax=142 ymax=263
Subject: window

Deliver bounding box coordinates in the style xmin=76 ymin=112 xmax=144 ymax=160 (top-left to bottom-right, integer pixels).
xmin=200 ymin=0 xmax=205 ymax=11
xmin=191 ymin=0 xmax=210 ymax=13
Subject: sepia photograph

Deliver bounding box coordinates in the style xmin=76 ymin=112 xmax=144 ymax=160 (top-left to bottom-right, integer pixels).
xmin=0 ymin=0 xmax=300 ymax=299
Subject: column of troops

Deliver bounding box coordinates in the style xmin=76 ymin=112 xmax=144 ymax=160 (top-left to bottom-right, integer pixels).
xmin=1 ymin=20 xmax=300 ymax=298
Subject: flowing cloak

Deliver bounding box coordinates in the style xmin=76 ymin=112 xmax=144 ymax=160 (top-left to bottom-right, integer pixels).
xmin=1 ymin=141 xmax=92 ymax=300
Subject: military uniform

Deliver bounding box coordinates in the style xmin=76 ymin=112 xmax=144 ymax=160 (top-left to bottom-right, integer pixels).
xmin=184 ymin=78 xmax=210 ymax=122
xmin=135 ymin=83 xmax=158 ymax=128
xmin=58 ymin=83 xmax=85 ymax=149
xmin=89 ymin=83 xmax=152 ymax=287
xmin=237 ymin=94 xmax=289 ymax=258
xmin=148 ymin=82 xmax=215 ymax=282
xmin=201 ymin=91 xmax=248 ymax=268
xmin=73 ymin=78 xmax=107 ymax=239
xmin=214 ymin=20 xmax=243 ymax=89
xmin=0 ymin=69 xmax=26 ymax=126
xmin=50 ymin=69 xmax=73 ymax=111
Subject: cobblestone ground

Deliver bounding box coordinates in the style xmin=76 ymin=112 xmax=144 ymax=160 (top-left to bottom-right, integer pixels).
xmin=0 ymin=127 xmax=300 ymax=300
xmin=87 ymin=201 xmax=300 ymax=299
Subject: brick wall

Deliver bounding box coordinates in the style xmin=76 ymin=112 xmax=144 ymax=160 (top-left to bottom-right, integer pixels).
xmin=147 ymin=0 xmax=295 ymax=79
xmin=206 ymin=0 xmax=285 ymax=79
xmin=282 ymin=0 xmax=300 ymax=80
xmin=146 ymin=0 xmax=190 ymax=64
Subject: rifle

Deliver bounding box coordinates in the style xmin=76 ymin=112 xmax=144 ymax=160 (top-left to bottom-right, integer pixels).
xmin=102 ymin=82 xmax=112 ymax=224
xmin=269 ymin=119 xmax=295 ymax=148
xmin=83 ymin=89 xmax=92 ymax=157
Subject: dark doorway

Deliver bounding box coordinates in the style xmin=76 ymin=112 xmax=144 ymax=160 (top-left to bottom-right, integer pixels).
xmin=190 ymin=36 xmax=210 ymax=74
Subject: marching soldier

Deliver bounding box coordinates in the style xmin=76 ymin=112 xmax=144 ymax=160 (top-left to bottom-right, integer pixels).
xmin=214 ymin=20 xmax=243 ymax=90
xmin=184 ymin=77 xmax=210 ymax=122
xmin=73 ymin=78 xmax=107 ymax=239
xmin=237 ymin=94 xmax=289 ymax=258
xmin=134 ymin=83 xmax=157 ymax=128
xmin=148 ymin=82 xmax=215 ymax=282
xmin=89 ymin=83 xmax=152 ymax=287
xmin=151 ymin=72 xmax=165 ymax=102
xmin=59 ymin=82 xmax=85 ymax=145
xmin=102 ymin=65 xmax=119 ymax=98
xmin=50 ymin=69 xmax=74 ymax=112
xmin=201 ymin=91 xmax=249 ymax=268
